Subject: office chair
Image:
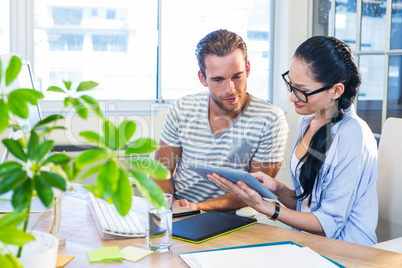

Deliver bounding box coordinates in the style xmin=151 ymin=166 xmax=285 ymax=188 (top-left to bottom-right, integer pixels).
xmin=372 ymin=117 xmax=402 ymax=253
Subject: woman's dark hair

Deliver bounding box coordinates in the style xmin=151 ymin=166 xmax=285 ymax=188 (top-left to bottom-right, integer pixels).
xmin=195 ymin=29 xmax=247 ymax=78
xmin=294 ymin=36 xmax=361 ymax=205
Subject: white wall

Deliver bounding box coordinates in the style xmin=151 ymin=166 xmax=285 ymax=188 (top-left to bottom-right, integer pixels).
xmin=272 ymin=0 xmax=310 ymax=188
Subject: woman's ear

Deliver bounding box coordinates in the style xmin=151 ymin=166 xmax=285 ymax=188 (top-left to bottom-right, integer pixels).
xmin=333 ymin=83 xmax=345 ymax=100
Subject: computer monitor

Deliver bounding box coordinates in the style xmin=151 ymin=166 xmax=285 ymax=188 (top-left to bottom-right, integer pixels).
xmin=0 ymin=53 xmax=44 ymax=163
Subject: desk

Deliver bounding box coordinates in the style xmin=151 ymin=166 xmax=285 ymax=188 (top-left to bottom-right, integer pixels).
xmin=32 ymin=187 xmax=402 ymax=268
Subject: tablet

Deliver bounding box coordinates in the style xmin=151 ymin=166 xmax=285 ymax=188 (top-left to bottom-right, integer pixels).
xmin=188 ymin=161 xmax=277 ymax=200
xmin=172 ymin=211 xmax=257 ymax=243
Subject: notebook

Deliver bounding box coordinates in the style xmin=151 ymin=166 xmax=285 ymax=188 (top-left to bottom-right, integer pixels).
xmin=172 ymin=211 xmax=257 ymax=243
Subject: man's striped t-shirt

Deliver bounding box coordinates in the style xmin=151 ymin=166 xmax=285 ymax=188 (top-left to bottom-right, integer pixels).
xmin=160 ymin=91 xmax=288 ymax=203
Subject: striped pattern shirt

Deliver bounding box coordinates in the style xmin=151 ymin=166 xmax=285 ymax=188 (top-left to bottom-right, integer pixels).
xmin=160 ymin=91 xmax=288 ymax=203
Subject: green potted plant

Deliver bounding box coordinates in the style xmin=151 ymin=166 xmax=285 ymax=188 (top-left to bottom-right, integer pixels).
xmin=0 ymin=55 xmax=170 ymax=267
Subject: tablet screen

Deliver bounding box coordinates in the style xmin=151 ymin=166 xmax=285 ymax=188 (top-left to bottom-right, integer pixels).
xmin=188 ymin=161 xmax=277 ymax=200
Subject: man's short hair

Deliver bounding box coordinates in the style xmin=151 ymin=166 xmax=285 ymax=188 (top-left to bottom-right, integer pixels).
xmin=195 ymin=29 xmax=248 ymax=77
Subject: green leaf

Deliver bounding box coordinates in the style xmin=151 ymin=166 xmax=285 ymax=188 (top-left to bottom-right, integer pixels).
xmin=34 ymin=140 xmax=55 ymax=162
xmin=64 ymin=96 xmax=72 ymax=107
xmin=130 ymin=158 xmax=170 ymax=180
xmin=47 ymin=86 xmax=65 ymax=93
xmin=79 ymin=131 xmax=107 ymax=148
xmin=0 ymin=211 xmax=26 ymax=228
xmin=103 ymin=121 xmax=118 ymax=150
xmin=112 ymin=169 xmax=132 ymax=216
xmin=5 ymin=56 xmax=21 ymax=86
xmin=9 ymin=88 xmax=44 ymax=105
xmin=80 ymin=95 xmax=104 ymax=120
xmin=0 ymin=58 xmax=2 ymax=84
xmin=63 ymin=80 xmax=72 ymax=90
xmin=7 ymin=97 xmax=29 ymax=119
xmin=40 ymin=171 xmax=67 ymax=191
xmin=0 ymin=99 xmax=9 ymax=134
xmin=70 ymin=98 xmax=88 ymax=119
xmin=118 ymin=120 xmax=136 ymax=150
xmin=0 ymin=229 xmax=35 ymax=246
xmin=12 ymin=180 xmax=32 ymax=212
xmin=28 ymin=131 xmax=39 ymax=160
xmin=129 ymin=169 xmax=165 ymax=208
xmin=33 ymin=114 xmax=63 ymax=129
xmin=60 ymin=162 xmax=72 ymax=181
xmin=34 ymin=174 xmax=53 ymax=208
xmin=0 ymin=253 xmax=16 ymax=268
xmin=76 ymin=81 xmax=99 ymax=92
xmin=125 ymin=138 xmax=159 ymax=155
xmin=0 ymin=162 xmax=23 ymax=176
xmin=2 ymin=139 xmax=27 ymax=162
xmin=97 ymin=160 xmax=119 ymax=200
xmin=42 ymin=153 xmax=70 ymax=165
xmin=74 ymin=149 xmax=108 ymax=168
xmin=0 ymin=170 xmax=27 ymax=195
xmin=79 ymin=164 xmax=102 ymax=180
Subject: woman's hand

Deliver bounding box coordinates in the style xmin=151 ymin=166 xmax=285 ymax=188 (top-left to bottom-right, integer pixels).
xmin=207 ymin=173 xmax=272 ymax=214
xmin=251 ymin=171 xmax=282 ymax=193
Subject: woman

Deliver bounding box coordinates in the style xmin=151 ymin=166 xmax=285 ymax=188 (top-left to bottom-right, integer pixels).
xmin=209 ymin=36 xmax=378 ymax=246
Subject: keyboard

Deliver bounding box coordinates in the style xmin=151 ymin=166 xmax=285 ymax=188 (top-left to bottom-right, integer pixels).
xmin=86 ymin=191 xmax=147 ymax=239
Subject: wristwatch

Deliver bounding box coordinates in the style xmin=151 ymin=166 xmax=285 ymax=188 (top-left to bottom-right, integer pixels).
xmin=269 ymin=202 xmax=280 ymax=221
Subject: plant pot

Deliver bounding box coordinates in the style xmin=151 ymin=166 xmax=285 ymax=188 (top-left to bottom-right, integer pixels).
xmin=16 ymin=231 xmax=59 ymax=268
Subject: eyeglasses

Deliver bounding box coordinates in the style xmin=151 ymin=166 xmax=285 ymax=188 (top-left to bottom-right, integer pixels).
xmin=281 ymin=71 xmax=334 ymax=103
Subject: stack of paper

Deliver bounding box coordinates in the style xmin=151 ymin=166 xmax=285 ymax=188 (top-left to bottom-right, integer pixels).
xmin=179 ymin=241 xmax=344 ymax=268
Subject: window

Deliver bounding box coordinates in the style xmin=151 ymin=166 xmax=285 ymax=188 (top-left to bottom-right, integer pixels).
xmin=331 ymin=0 xmax=402 ymax=134
xmin=29 ymin=0 xmax=274 ymax=103
xmin=160 ymin=0 xmax=272 ymax=101
xmin=106 ymin=9 xmax=116 ymax=20
xmin=0 ymin=0 xmax=10 ymax=54
xmin=52 ymin=8 xmax=83 ymax=25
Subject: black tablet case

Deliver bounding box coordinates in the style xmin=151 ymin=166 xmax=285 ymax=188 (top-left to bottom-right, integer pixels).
xmin=172 ymin=211 xmax=257 ymax=243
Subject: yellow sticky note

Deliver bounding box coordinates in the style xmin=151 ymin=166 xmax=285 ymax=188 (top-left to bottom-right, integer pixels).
xmin=121 ymin=246 xmax=154 ymax=262
xmin=56 ymin=254 xmax=75 ymax=268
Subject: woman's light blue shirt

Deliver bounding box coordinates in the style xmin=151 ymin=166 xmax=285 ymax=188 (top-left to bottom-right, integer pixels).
xmin=290 ymin=105 xmax=378 ymax=246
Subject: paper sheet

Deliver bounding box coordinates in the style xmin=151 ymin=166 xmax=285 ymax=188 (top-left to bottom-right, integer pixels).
xmin=179 ymin=244 xmax=339 ymax=268
xmin=121 ymin=246 xmax=154 ymax=262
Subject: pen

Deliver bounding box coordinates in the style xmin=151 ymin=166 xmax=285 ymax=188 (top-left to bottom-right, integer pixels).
xmin=173 ymin=210 xmax=202 ymax=218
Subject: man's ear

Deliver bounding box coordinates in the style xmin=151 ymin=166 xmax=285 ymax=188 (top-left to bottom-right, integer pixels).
xmin=198 ymin=70 xmax=208 ymax=87
xmin=246 ymin=60 xmax=251 ymax=78
xmin=333 ymin=83 xmax=345 ymax=100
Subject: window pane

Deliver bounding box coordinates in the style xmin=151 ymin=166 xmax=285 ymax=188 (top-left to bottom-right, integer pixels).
xmin=361 ymin=1 xmax=387 ymax=51
xmin=160 ymin=0 xmax=271 ymax=101
xmin=34 ymin=0 xmax=157 ymax=100
xmin=390 ymin=0 xmax=402 ymax=50
xmin=0 ymin=0 xmax=10 ymax=54
xmin=387 ymin=55 xmax=402 ymax=118
xmin=357 ymin=55 xmax=385 ymax=134
xmin=335 ymin=0 xmax=357 ymax=50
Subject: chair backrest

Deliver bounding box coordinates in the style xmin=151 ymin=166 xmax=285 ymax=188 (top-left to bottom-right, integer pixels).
xmin=376 ymin=117 xmax=402 ymax=242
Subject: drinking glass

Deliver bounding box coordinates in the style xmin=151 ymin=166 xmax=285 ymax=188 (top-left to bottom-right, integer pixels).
xmin=148 ymin=193 xmax=173 ymax=252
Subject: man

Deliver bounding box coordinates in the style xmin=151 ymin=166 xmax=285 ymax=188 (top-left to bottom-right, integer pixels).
xmin=154 ymin=29 xmax=288 ymax=211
